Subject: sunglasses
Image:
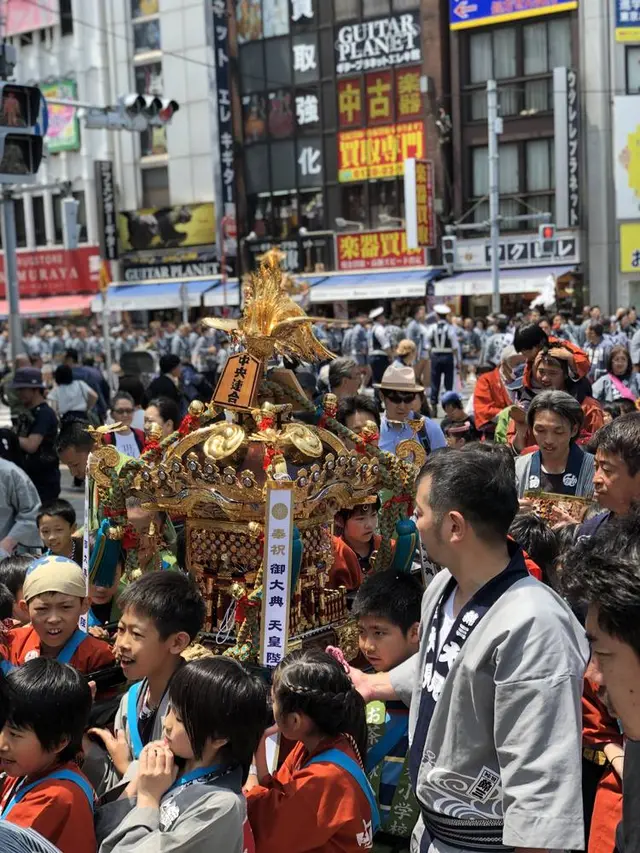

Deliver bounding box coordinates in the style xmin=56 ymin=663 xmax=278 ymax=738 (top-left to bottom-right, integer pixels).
xmin=383 ymin=391 xmax=417 ymax=404
xmin=113 ymin=408 xmax=134 ymax=415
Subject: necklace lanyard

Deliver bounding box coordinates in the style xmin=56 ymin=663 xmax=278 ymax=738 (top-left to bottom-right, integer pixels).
xmin=167 ymin=763 xmax=225 ymax=795
xmin=408 ymin=546 xmax=529 ymax=795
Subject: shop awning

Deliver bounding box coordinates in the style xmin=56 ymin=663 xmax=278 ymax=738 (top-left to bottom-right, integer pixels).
xmin=434 ymin=266 xmax=577 ymax=298
xmin=0 ymin=294 xmax=95 ymax=318
xmin=91 ymin=278 xmax=221 ymax=313
xmin=309 ymin=269 xmax=442 ymax=303
xmin=202 ymin=279 xmax=240 ymax=307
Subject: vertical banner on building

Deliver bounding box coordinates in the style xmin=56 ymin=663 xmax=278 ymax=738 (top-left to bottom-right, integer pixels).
xmin=94 ymin=160 xmax=118 ymax=261
xmin=404 ymin=158 xmax=435 ymax=250
xmin=212 ymin=0 xmax=237 ymax=259
xmin=553 ymin=67 xmax=580 ymax=230
xmin=260 ymin=482 xmax=294 ymax=668
xmin=613 ymin=95 xmax=640 ymax=220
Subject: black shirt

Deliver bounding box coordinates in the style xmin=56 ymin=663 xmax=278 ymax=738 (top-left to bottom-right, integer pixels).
xmin=540 ymin=470 xmax=566 ymax=494
xmin=616 ymin=738 xmax=640 ymax=852
xmin=16 ymin=402 xmax=60 ymax=502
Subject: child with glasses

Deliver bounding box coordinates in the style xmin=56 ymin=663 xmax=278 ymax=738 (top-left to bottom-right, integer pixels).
xmin=104 ymin=392 xmax=145 ymax=459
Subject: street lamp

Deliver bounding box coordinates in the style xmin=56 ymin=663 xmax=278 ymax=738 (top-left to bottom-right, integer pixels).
xmin=378 ymin=212 xmax=405 ymax=227
xmin=335 ymin=217 xmax=364 ymax=231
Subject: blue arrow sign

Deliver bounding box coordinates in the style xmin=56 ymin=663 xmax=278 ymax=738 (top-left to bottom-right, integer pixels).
xmin=450 ymin=0 xmax=578 ymax=30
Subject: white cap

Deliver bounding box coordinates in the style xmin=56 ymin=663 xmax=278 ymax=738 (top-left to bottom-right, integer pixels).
xmin=369 ymin=307 xmax=384 ymax=320
xmin=434 ymin=304 xmax=451 ymax=316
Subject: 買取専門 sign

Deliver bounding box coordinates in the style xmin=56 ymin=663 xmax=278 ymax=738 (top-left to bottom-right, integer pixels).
xmin=616 ymin=0 xmax=640 ymax=41
xmin=260 ymin=483 xmax=295 ymax=668
xmin=450 ymin=0 xmax=578 ymax=30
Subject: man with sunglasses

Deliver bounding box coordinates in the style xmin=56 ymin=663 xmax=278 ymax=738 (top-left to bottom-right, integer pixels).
xmin=376 ymin=364 xmax=446 ymax=457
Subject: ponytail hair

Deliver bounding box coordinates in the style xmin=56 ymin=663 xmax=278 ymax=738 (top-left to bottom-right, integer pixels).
xmin=272 ymin=648 xmax=368 ymax=762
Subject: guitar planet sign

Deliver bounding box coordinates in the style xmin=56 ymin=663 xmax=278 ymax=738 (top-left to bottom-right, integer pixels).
xmin=335 ymin=11 xmax=421 ymax=76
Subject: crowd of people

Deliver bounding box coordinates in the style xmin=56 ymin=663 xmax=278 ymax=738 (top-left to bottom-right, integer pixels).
xmin=0 ymin=299 xmax=637 ymax=852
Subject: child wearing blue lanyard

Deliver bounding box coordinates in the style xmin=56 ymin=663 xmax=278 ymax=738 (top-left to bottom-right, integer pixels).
xmin=99 ymin=657 xmax=268 ymax=853
xmin=0 ymin=658 xmax=96 ymax=853
xmin=87 ymin=572 xmax=205 ymax=795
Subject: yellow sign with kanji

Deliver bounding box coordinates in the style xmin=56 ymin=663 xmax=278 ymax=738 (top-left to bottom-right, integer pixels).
xmin=336 ymin=229 xmax=426 ymax=271
xmin=620 ymin=223 xmax=640 ymax=273
xmin=338 ymin=121 xmax=425 ymax=182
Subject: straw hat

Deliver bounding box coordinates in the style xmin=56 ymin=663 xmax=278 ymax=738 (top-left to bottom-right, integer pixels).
xmin=374 ymin=364 xmax=424 ymax=393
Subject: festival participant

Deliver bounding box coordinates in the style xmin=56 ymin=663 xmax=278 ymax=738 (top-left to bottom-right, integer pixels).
xmin=88 ymin=552 xmax=125 ymax=632
xmin=581 ymin=412 xmax=640 ymax=535
xmin=508 ymin=514 xmax=559 ymax=586
xmin=472 ymin=345 xmax=524 ymax=437
xmin=6 ymin=556 xmax=113 ymax=673
xmin=99 ymin=658 xmax=266 ymax=853
xmin=330 ymin=498 xmax=381 ymax=591
xmin=336 ymin=395 xmax=380 ymax=437
xmin=55 ymin=421 xmax=94 ymax=484
xmin=0 ymin=454 xmax=42 ymax=560
xmin=424 ymin=304 xmax=458 ymax=409
xmin=514 ymin=391 xmax=596 ymax=499
xmin=440 ymin=391 xmax=480 ymax=439
xmin=352 ymin=571 xmax=421 ymax=843
xmin=376 ymin=365 xmax=445 ymax=457
xmin=561 ymin=510 xmax=640 ymax=853
xmin=584 ymin=321 xmax=613 ymax=381
xmin=0 ymin=555 xmax=31 ymax=624
xmin=12 ymin=368 xmax=60 ymax=504
xmin=513 ymin=321 xmax=591 ymax=391
xmin=348 ymin=446 xmax=588 ymax=853
xmin=37 ymin=500 xmax=80 ymax=564
xmin=328 ymin=358 xmax=363 ymax=402
xmin=144 ymin=355 xmax=184 ymax=409
xmin=102 ymin=392 xmax=145 ymax=459
xmin=88 ymin=572 xmax=205 ymax=790
xmin=368 ymin=307 xmax=392 ymax=385
xmin=247 ymin=648 xmax=379 ymax=853
xmin=511 ymin=346 xmax=604 ymax=450
xmin=0 ymin=659 xmax=96 ymax=853
xmin=591 ymin=346 xmax=640 ymax=403
xmin=143 ymin=397 xmax=180 ymax=440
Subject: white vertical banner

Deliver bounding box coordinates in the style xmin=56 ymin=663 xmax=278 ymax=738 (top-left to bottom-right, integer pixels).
xmin=553 ymin=67 xmax=569 ymax=229
xmin=404 ymin=157 xmax=418 ymax=250
xmin=260 ymin=482 xmax=294 ymax=668
xmin=79 ymin=460 xmax=91 ymax=632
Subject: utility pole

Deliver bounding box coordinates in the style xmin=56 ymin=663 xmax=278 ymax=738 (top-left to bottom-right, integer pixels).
xmin=487 ymin=80 xmax=502 ymax=315
xmin=1 ymin=189 xmax=22 ymax=360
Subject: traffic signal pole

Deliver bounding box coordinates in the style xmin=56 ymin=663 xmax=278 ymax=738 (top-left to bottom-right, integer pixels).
xmin=1 ymin=188 xmax=23 ymax=360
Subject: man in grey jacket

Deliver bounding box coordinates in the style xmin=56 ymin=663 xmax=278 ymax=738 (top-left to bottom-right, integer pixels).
xmin=349 ymin=445 xmax=588 ymax=853
xmin=0 ymin=456 xmax=41 ymax=558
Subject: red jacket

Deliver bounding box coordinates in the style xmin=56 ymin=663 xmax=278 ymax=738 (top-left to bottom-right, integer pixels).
xmin=329 ymin=534 xmax=383 ymax=592
xmin=8 ymin=624 xmax=114 ymax=673
xmin=247 ymin=735 xmax=374 ymax=853
xmin=473 ymin=367 xmax=513 ymax=430
xmin=523 ymin=335 xmax=591 ymax=390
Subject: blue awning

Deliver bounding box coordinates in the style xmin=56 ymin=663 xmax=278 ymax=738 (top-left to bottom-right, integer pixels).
xmin=434 ymin=266 xmax=577 ymax=298
xmin=202 ymin=279 xmax=240 ymax=307
xmin=91 ymin=278 xmax=221 ymax=313
xmin=309 ymin=269 xmax=442 ymax=303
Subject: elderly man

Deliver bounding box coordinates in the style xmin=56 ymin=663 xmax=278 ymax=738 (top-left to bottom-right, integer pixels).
xmin=328 ymin=357 xmax=362 ymax=402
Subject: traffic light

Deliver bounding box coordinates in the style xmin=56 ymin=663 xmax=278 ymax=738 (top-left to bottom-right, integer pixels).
xmin=82 ymin=95 xmax=179 ymax=132
xmin=0 ymin=83 xmax=43 ymax=183
xmin=537 ymin=223 xmax=556 ymax=257
xmin=442 ymin=235 xmax=457 ymax=270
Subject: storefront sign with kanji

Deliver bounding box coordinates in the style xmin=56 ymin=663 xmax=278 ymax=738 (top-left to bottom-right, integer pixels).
xmin=405 ymin=159 xmax=436 ymax=249
xmin=337 ymin=67 xmax=422 ymax=129
xmin=336 ymin=229 xmax=426 ymax=271
xmin=338 ymin=121 xmax=425 ymax=181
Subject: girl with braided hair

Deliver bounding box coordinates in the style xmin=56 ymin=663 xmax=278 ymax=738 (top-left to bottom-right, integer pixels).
xmin=246 ymin=648 xmax=380 ymax=852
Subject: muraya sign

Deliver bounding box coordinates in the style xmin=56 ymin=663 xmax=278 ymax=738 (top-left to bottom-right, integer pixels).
xmin=449 ymin=0 xmax=578 ymax=30
xmin=335 ymin=12 xmax=421 ymax=76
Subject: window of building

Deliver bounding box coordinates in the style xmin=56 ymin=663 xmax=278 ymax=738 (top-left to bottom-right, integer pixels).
xmin=131 ymin=0 xmax=159 ymax=20
xmin=134 ymin=19 xmax=161 ymax=54
xmin=53 ymin=195 xmax=63 ymax=244
xmin=334 ymin=0 xmax=359 ymax=21
xmin=60 ymin=0 xmax=73 ymax=36
xmin=363 ymin=0 xmax=390 ymax=16
xmin=32 ymin=196 xmax=46 ymax=246
xmin=465 ymin=16 xmax=571 ymax=120
xmin=627 ymin=46 xmax=640 ymax=93
xmin=73 ymin=191 xmax=88 ymax=243
xmin=141 ymin=167 xmax=169 ymax=207
xmin=14 ymin=199 xmax=26 ymax=248
xmin=469 ymin=139 xmax=555 ymax=229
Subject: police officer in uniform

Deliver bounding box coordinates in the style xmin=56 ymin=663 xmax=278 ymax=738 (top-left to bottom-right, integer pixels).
xmin=425 ymin=304 xmax=458 ymax=411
